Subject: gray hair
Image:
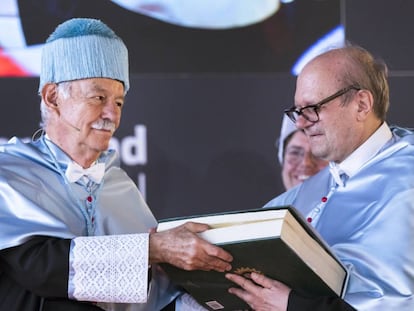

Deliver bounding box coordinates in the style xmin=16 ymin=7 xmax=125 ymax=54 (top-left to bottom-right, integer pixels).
xmin=39 ymin=82 xmax=71 ymax=129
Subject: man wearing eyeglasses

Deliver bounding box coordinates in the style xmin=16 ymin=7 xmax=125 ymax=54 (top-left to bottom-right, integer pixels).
xmin=224 ymin=45 xmax=414 ymax=310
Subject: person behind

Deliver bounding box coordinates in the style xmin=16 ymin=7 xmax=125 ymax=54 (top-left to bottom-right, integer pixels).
xmin=0 ymin=18 xmax=233 ymax=311
xmin=277 ymin=115 xmax=328 ymax=190
xmin=225 ymin=44 xmax=414 ymax=310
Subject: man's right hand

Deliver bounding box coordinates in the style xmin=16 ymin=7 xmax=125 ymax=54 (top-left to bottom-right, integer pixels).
xmin=149 ymin=222 xmax=233 ymax=272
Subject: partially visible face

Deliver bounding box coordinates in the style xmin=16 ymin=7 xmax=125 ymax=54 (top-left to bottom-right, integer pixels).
xmin=282 ymin=130 xmax=328 ymax=189
xmin=53 ymin=78 xmax=125 ymax=156
xmin=294 ymin=57 xmax=361 ymax=163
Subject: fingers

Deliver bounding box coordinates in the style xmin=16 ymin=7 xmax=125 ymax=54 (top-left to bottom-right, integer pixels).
xmin=149 ymin=223 xmax=233 ymax=272
xmin=226 ymin=272 xmax=291 ymax=311
xmin=226 ymin=273 xmax=253 ymax=289
xmin=203 ymin=241 xmax=233 ymax=265
xmin=181 ymin=222 xmax=233 ymax=271
xmin=250 ymin=272 xmax=291 ymax=293
xmin=182 ymin=221 xmax=211 ymax=233
xmin=250 ymin=271 xmax=274 ymax=289
xmin=225 ymin=274 xmax=257 ymax=309
xmin=188 ymin=239 xmax=232 ymax=272
xmin=226 ymin=272 xmax=290 ymax=291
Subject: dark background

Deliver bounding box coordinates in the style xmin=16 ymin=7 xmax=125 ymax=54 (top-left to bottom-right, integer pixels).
xmin=0 ymin=0 xmax=413 ymax=219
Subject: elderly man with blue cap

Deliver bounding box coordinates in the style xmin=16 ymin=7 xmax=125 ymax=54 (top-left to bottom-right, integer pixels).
xmin=0 ymin=18 xmax=233 ymax=310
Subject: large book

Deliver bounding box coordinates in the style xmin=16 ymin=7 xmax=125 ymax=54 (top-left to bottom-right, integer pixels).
xmin=157 ymin=206 xmax=349 ymax=311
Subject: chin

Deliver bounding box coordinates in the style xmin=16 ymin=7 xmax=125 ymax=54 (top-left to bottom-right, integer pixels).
xmin=91 ymin=140 xmax=111 ymax=152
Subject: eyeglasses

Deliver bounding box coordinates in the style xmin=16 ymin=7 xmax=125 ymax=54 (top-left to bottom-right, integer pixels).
xmin=284 ymin=85 xmax=361 ymax=123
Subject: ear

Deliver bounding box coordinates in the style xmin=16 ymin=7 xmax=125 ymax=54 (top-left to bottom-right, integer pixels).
xmin=41 ymin=83 xmax=59 ymax=111
xmin=355 ymin=89 xmax=374 ymax=121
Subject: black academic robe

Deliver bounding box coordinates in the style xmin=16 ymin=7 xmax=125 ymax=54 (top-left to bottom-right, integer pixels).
xmin=0 ymin=236 xmax=103 ymax=311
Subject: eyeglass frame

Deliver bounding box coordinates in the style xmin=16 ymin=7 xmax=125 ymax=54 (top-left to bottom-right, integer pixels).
xmin=284 ymin=145 xmax=326 ymax=166
xmin=284 ymin=85 xmax=361 ymax=123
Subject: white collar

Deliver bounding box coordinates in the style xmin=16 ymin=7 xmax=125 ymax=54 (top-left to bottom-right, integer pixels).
xmin=334 ymin=122 xmax=392 ymax=178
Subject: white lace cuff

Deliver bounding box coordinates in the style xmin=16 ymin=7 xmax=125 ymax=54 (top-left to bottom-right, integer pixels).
xmin=68 ymin=233 xmax=149 ymax=303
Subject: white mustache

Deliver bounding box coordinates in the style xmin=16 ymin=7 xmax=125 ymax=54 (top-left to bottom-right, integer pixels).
xmin=91 ymin=119 xmax=116 ymax=133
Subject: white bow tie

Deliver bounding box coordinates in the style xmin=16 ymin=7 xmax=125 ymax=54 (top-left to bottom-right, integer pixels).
xmin=65 ymin=161 xmax=105 ymax=184
xmin=329 ymin=162 xmax=347 ymax=188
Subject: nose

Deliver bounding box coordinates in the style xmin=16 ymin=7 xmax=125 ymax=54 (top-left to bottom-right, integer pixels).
xmin=295 ymin=115 xmax=312 ymax=130
xmin=102 ymin=100 xmax=121 ymax=120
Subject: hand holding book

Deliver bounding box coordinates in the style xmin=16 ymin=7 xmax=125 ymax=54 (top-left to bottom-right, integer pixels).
xmin=149 ymin=221 xmax=233 ymax=273
xmin=226 ymin=271 xmax=291 ymax=311
xmin=157 ymin=206 xmax=348 ymax=311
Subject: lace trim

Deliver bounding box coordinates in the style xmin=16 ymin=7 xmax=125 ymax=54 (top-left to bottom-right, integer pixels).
xmin=70 ymin=234 xmax=149 ymax=303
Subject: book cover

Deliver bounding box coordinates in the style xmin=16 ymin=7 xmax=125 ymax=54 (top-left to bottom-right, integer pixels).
xmin=158 ymin=206 xmax=348 ymax=311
